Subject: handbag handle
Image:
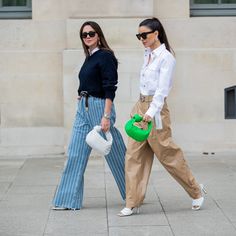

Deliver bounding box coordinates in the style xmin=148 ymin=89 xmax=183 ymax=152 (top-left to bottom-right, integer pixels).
xmin=125 ymin=114 xmax=153 ymax=142
xmin=93 ymin=125 xmax=113 ymax=144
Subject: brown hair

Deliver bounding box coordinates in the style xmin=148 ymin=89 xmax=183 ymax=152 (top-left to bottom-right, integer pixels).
xmin=80 ymin=21 xmax=116 ymax=58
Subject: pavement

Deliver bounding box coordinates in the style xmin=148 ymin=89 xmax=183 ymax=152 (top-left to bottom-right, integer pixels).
xmin=0 ymin=153 xmax=236 ymax=236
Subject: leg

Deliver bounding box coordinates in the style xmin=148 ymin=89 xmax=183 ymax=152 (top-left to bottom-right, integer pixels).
xmin=88 ymin=97 xmax=127 ymax=200
xmin=121 ymin=100 xmax=154 ymax=208
xmin=105 ymin=126 xmax=126 ymax=200
xmin=53 ymin=106 xmax=91 ymax=209
xmin=149 ymin=101 xmax=201 ymax=199
xmin=125 ymin=137 xmax=154 ymax=208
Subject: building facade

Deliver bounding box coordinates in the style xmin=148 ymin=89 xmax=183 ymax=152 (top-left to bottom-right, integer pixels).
xmin=0 ymin=0 xmax=235 ymax=157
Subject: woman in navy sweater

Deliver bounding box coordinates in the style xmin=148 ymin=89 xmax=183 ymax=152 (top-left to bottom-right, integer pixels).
xmin=52 ymin=21 xmax=126 ymax=210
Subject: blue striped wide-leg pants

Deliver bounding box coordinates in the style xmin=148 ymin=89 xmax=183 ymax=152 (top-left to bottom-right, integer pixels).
xmin=53 ymin=96 xmax=126 ymax=209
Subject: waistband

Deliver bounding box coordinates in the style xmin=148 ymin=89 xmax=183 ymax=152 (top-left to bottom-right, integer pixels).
xmin=139 ymin=94 xmax=153 ymax=102
xmin=78 ymin=90 xmax=105 ymax=100
xmin=78 ymin=91 xmax=90 ymax=110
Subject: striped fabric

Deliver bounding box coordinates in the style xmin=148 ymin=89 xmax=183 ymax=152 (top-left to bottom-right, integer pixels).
xmin=53 ymin=96 xmax=126 ymax=209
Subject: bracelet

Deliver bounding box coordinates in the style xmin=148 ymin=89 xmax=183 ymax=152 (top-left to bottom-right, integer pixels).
xmin=103 ymin=113 xmax=110 ymax=119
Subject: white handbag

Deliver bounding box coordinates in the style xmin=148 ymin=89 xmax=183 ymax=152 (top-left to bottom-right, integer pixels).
xmin=86 ymin=125 xmax=113 ymax=156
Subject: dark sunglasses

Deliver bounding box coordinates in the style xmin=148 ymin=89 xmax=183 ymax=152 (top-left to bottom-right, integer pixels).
xmin=81 ymin=31 xmax=96 ymax=39
xmin=136 ymin=30 xmax=155 ymax=40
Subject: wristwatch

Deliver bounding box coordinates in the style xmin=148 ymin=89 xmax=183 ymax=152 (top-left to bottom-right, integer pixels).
xmin=103 ymin=113 xmax=110 ymax=119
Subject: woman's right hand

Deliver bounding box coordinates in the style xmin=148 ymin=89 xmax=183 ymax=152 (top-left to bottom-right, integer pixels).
xmin=143 ymin=114 xmax=152 ymax=123
xmin=101 ymin=117 xmax=110 ymax=132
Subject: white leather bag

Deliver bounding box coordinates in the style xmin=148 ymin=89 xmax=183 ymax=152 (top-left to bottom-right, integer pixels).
xmin=86 ymin=125 xmax=113 ymax=156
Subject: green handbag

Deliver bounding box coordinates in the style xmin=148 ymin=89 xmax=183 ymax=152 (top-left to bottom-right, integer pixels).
xmin=125 ymin=114 xmax=153 ymax=142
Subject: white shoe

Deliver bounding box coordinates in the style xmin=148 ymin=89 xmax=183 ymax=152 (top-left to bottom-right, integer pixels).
xmin=192 ymin=184 xmax=207 ymax=210
xmin=117 ymin=207 xmax=140 ymax=217
xmin=52 ymin=206 xmax=68 ymax=210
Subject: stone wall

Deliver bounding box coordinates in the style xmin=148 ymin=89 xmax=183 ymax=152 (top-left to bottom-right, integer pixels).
xmin=0 ymin=0 xmax=235 ymax=156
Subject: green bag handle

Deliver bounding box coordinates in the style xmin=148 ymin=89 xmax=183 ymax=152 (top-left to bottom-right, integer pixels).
xmin=125 ymin=114 xmax=153 ymax=142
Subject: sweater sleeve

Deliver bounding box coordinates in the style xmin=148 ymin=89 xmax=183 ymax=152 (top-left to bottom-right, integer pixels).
xmin=99 ymin=51 xmax=118 ymax=101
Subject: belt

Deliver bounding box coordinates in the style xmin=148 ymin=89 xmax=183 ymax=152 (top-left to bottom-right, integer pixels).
xmin=79 ymin=91 xmax=90 ymax=110
xmin=139 ymin=94 xmax=153 ymax=102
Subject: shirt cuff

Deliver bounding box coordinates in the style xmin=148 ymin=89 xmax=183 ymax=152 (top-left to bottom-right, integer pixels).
xmin=146 ymin=108 xmax=163 ymax=130
xmin=154 ymin=112 xmax=163 ymax=130
xmin=145 ymin=107 xmax=157 ymax=118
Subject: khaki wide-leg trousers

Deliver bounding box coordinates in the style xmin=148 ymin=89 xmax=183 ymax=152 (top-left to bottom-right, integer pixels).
xmin=125 ymin=96 xmax=201 ymax=208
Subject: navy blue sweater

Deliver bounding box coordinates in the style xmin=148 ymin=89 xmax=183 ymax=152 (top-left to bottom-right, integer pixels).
xmin=78 ymin=49 xmax=118 ymax=101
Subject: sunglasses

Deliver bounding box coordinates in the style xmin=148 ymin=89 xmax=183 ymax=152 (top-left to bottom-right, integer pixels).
xmin=136 ymin=30 xmax=155 ymax=40
xmin=82 ymin=31 xmax=96 ymax=39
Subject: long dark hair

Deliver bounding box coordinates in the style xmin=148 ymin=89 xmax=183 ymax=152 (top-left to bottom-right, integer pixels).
xmin=79 ymin=21 xmax=115 ymax=58
xmin=139 ymin=17 xmax=174 ymax=55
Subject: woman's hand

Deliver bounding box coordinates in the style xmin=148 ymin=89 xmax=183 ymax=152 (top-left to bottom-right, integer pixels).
xmin=101 ymin=117 xmax=110 ymax=132
xmin=102 ymin=98 xmax=112 ymax=132
xmin=143 ymin=114 xmax=152 ymax=123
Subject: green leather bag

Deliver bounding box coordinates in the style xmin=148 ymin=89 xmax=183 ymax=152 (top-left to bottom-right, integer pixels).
xmin=125 ymin=114 xmax=153 ymax=142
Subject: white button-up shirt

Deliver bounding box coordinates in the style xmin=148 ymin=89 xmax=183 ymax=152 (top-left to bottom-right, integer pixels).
xmin=140 ymin=44 xmax=176 ymax=128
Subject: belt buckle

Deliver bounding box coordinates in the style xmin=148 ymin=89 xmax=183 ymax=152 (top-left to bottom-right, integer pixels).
xmin=80 ymin=91 xmax=89 ymax=97
xmin=140 ymin=95 xmax=145 ymax=102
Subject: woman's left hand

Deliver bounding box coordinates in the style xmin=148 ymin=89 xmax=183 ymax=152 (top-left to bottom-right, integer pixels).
xmin=101 ymin=117 xmax=110 ymax=132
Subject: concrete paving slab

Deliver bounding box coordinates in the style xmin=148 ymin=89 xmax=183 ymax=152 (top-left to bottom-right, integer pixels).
xmin=159 ymin=193 xmax=236 ymax=236
xmin=0 ymin=154 xmax=236 ymax=236
xmin=0 ymin=194 xmax=52 ymax=209
xmin=45 ymin=198 xmax=107 ymax=236
xmin=84 ymin=187 xmax=106 ymax=198
xmin=214 ymin=198 xmax=236 ymax=222
xmin=109 ymin=226 xmax=173 ymax=236
xmin=0 ymin=212 xmax=49 ymax=236
xmin=233 ymin=222 xmax=236 ymax=228
xmin=0 ymin=159 xmax=25 ymax=182
xmin=6 ymin=185 xmax=56 ymax=196
xmin=12 ymin=158 xmax=62 ymax=186
xmin=84 ymin=172 xmax=106 ymax=189
xmin=108 ymin=202 xmax=168 ymax=227
xmin=0 ymin=182 xmax=10 ymax=200
xmin=45 ymin=233 xmax=107 ymax=236
xmin=167 ymin=211 xmax=236 ymax=236
xmin=0 ymin=195 xmax=51 ymax=236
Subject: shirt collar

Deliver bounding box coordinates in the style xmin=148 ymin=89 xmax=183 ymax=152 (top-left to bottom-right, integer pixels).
xmin=144 ymin=44 xmax=166 ymax=59
xmin=89 ymin=47 xmax=99 ymax=55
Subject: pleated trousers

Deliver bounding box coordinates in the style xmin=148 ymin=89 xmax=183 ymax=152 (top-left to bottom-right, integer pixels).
xmin=53 ymin=96 xmax=126 ymax=209
xmin=125 ymin=97 xmax=201 ymax=208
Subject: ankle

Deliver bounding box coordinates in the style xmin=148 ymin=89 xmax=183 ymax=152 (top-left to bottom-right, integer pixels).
xmin=194 ymin=194 xmax=202 ymax=199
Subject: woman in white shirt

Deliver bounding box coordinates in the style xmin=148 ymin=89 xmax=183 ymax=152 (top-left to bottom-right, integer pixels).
xmin=118 ymin=17 xmax=206 ymax=217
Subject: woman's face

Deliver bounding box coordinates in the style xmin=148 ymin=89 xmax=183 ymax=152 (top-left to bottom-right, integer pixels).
xmin=81 ymin=25 xmax=99 ymax=50
xmin=137 ymin=26 xmax=158 ymax=50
